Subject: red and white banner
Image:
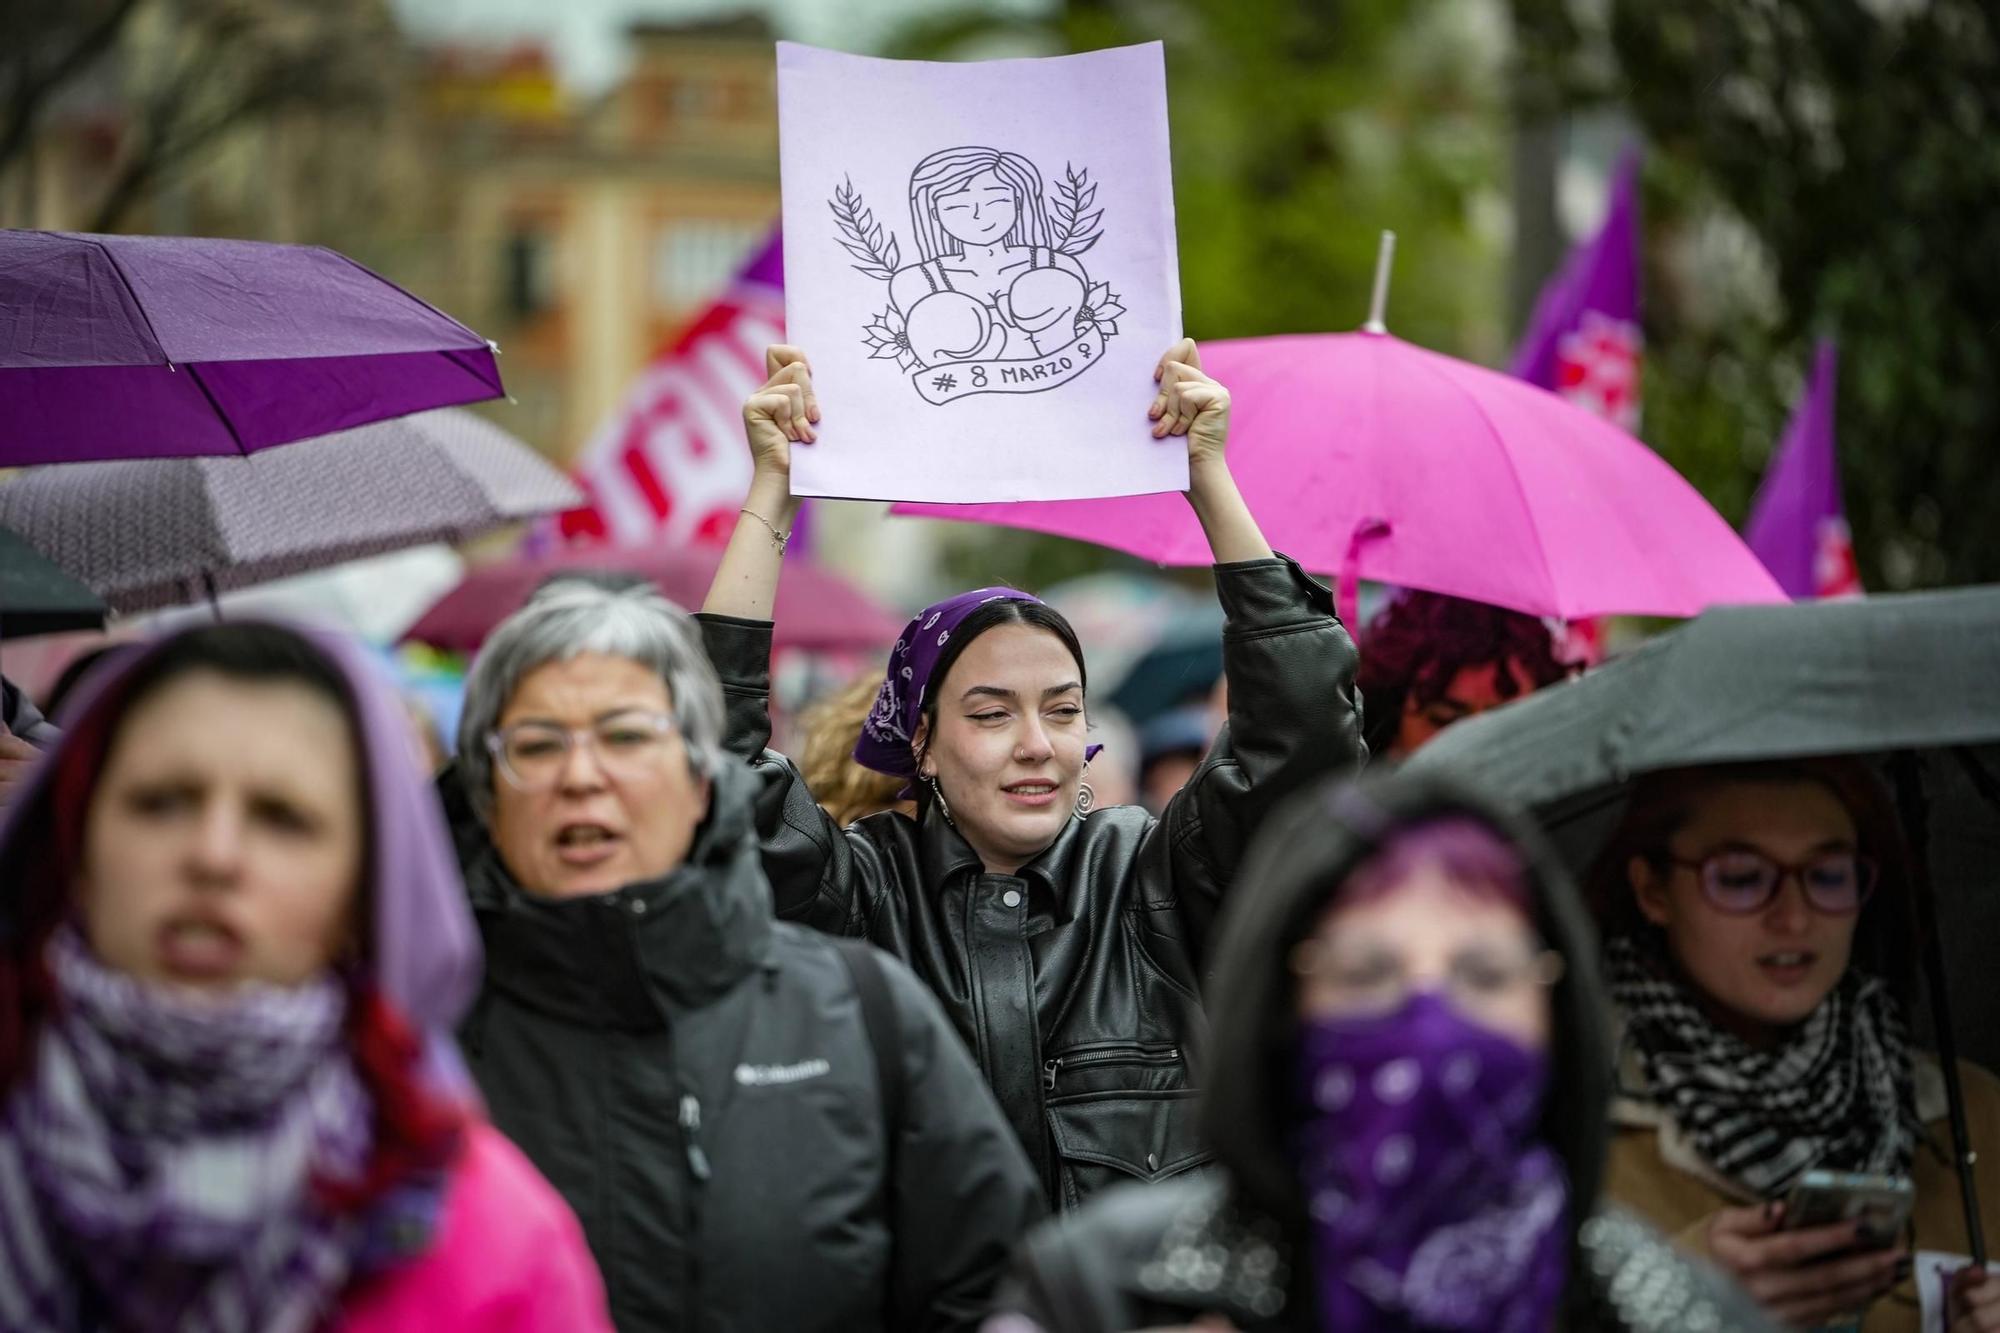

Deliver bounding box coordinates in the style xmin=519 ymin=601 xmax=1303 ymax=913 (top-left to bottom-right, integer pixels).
xmin=551 ymin=232 xmax=785 ymax=548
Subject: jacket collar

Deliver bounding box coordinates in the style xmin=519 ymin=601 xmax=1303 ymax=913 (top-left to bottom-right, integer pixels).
xmin=916 ymin=801 xmax=1087 ymax=900
xmin=917 ymin=803 xmax=986 ymax=880
xmin=464 ymin=762 xmax=775 ymax=1027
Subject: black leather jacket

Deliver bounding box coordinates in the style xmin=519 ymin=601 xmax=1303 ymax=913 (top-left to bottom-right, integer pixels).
xmin=695 ymin=555 xmax=1365 ymax=1208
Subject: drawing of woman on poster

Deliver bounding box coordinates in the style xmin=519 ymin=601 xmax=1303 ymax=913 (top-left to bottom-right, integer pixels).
xmin=832 ymin=146 xmax=1125 ymax=403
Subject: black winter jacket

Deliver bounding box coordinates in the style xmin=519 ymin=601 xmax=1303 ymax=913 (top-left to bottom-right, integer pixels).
xmin=695 ymin=555 xmax=1365 ymax=1209
xmin=449 ymin=762 xmax=1044 ymax=1332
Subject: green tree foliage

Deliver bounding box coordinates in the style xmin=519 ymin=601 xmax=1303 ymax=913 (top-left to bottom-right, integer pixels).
xmin=886 ymin=0 xmax=1516 ymax=590
xmin=1517 ymin=0 xmax=2000 ymax=589
xmin=890 ymin=0 xmax=1511 ymax=351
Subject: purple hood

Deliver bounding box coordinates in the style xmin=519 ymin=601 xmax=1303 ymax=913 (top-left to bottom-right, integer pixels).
xmin=0 ymin=623 xmax=481 ymax=1034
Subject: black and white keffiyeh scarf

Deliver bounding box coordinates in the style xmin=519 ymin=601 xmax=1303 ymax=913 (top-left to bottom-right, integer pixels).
xmin=1605 ymin=934 xmax=1920 ymax=1197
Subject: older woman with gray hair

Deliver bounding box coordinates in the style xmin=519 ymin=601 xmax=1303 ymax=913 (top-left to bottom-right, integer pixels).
xmin=444 ymin=579 xmax=1043 ymax=1332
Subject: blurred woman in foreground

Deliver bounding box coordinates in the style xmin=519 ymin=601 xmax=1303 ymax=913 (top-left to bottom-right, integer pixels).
xmin=990 ymin=772 xmax=1774 ymax=1332
xmin=0 ymin=622 xmax=609 ymax=1332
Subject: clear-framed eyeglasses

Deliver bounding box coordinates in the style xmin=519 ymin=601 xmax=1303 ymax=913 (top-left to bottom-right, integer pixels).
xmin=486 ymin=710 xmax=680 ymax=791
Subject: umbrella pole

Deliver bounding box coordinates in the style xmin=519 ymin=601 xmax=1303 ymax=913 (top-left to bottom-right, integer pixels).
xmin=1892 ymin=752 xmax=1986 ymax=1266
xmin=202 ymin=571 xmax=223 ymax=621
xmin=1362 ymin=230 xmax=1398 ymax=334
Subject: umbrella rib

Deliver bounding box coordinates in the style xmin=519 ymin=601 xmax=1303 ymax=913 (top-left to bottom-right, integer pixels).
xmin=324 ymin=248 xmax=493 ymax=358
xmin=439 ymin=346 xmax=506 ymax=396
xmin=177 ymin=461 xmax=232 ymax=614
xmin=1403 ymin=348 xmax=1563 ymax=614
xmin=85 ymin=235 xmax=254 ymax=461
xmin=182 ymin=363 xmax=250 ymax=455
xmin=82 ymin=235 xmax=174 ymax=369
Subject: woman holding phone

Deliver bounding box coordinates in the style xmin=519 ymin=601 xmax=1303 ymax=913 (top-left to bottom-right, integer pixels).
xmin=1593 ymin=758 xmax=2000 ymax=1331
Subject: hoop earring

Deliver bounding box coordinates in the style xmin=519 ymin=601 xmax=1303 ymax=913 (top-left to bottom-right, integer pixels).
xmin=1075 ymin=782 xmax=1095 ymax=816
xmin=927 ymin=775 xmax=954 ymax=825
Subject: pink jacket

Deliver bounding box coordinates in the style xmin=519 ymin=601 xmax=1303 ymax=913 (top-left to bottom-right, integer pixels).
xmin=336 ymin=1122 xmax=613 ymax=1332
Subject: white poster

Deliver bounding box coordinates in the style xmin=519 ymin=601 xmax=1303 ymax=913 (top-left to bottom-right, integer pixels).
xmin=777 ymin=40 xmax=1187 ymax=504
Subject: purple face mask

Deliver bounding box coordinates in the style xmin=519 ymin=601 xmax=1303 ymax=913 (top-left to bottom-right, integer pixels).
xmin=1293 ymin=992 xmax=1570 ymax=1332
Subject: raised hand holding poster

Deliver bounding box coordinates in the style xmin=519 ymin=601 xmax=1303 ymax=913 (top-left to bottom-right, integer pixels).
xmin=777 ymin=41 xmax=1186 ymax=504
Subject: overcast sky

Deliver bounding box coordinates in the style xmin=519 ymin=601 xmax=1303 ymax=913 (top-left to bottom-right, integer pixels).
xmin=392 ymin=0 xmax=1052 ymax=92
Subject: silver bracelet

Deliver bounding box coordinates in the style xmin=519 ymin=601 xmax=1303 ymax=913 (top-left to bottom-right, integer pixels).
xmin=740 ymin=507 xmax=790 ymax=553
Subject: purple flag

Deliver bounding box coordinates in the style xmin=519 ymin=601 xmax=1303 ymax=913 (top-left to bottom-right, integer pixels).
xmin=1745 ymin=340 xmax=1859 ymax=599
xmin=1510 ymin=149 xmax=1643 ymax=434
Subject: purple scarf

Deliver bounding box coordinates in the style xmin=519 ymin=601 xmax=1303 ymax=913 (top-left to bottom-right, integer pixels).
xmin=0 ymin=930 xmax=374 ymax=1333
xmin=1293 ymin=993 xmax=1570 ymax=1332
xmin=0 ymin=623 xmax=484 ymax=1330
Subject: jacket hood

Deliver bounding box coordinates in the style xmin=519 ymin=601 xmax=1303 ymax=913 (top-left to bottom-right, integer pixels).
xmin=446 ymin=754 xmax=775 ymax=1021
xmin=0 ymin=624 xmax=482 ymax=1034
xmin=1200 ymin=768 xmax=1612 ymax=1226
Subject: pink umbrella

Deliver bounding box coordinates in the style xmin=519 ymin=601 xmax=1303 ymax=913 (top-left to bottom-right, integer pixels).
xmin=403 ymin=543 xmax=901 ymax=655
xmin=895 ymin=295 xmax=1785 ymax=624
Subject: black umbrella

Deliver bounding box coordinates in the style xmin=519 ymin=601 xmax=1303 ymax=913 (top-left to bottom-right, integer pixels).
xmin=1405 ymin=585 xmax=2000 ymax=1263
xmin=0 ymin=523 xmax=106 ymax=638
xmin=1107 ymin=604 xmax=1226 ymax=726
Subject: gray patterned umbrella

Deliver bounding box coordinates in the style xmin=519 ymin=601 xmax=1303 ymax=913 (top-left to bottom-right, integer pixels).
xmin=0 ymin=408 xmax=580 ymax=614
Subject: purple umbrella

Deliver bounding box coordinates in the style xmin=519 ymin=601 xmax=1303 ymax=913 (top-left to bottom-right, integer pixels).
xmin=0 ymin=230 xmax=503 ymax=467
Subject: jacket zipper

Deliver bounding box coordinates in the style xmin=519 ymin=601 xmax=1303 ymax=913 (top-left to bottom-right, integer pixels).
xmin=681 ymin=1091 xmax=710 ymax=1327
xmin=1043 ymin=1044 xmax=1181 ymax=1091
xmin=680 ymin=1092 xmax=712 ymax=1179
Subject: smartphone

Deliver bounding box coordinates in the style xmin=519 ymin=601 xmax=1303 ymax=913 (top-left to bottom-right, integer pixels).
xmin=1782 ymin=1169 xmax=1915 ymax=1249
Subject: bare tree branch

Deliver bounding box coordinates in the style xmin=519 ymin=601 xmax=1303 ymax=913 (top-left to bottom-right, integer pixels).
xmin=0 ymin=0 xmax=147 ymax=173
xmin=82 ymin=0 xmax=397 ymax=231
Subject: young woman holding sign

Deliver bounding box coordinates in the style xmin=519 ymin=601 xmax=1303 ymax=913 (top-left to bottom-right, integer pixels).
xmin=700 ymin=340 xmax=1367 ymax=1210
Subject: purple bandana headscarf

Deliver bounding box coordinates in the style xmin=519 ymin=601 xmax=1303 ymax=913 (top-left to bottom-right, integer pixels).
xmin=854 ymin=586 xmax=1101 ymax=780
xmin=1293 ymin=993 xmax=1570 ymax=1332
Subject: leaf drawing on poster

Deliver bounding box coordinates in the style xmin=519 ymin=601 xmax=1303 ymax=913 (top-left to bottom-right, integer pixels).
xmin=1049 ymin=164 xmax=1103 ymax=256
xmin=832 ymin=147 xmax=1127 ymax=406
xmin=832 ymin=178 xmax=901 ymax=280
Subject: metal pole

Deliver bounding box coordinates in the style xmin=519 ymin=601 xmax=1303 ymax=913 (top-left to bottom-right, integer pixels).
xmin=1362 ymin=231 xmax=1397 ymax=334
xmin=1892 ymin=752 xmax=1986 ymax=1266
